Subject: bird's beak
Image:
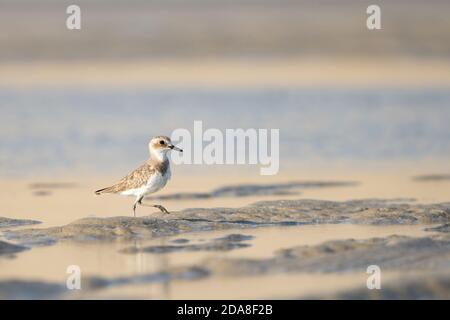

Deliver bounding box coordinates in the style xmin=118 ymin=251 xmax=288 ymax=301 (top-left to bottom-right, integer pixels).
xmin=169 ymin=145 xmax=183 ymax=152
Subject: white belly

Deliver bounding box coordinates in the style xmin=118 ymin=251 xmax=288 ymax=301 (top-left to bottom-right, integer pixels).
xmin=121 ymin=168 xmax=171 ymax=198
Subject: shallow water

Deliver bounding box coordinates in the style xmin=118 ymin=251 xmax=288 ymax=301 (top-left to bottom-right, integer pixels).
xmin=1 ymin=159 xmax=449 ymax=299
xmin=0 ymin=87 xmax=449 ymax=299
xmin=0 ymin=88 xmax=449 ymax=176
xmin=0 ymin=223 xmax=438 ymax=299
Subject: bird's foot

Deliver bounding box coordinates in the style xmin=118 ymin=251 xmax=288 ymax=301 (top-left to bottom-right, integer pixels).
xmin=153 ymin=205 xmax=170 ymax=214
xmin=140 ymin=202 xmax=170 ymax=214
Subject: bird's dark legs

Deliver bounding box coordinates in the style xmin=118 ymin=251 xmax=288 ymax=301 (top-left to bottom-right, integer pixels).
xmin=133 ymin=195 xmax=144 ymax=217
xmin=139 ymin=202 xmax=170 ymax=214
xmin=133 ymin=196 xmax=170 ymax=216
xmin=152 ymin=204 xmax=170 ymax=214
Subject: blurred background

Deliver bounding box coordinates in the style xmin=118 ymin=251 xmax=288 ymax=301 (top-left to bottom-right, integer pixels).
xmin=0 ymin=0 xmax=449 ymax=177
xmin=1 ymin=0 xmax=450 ymax=301
xmin=2 ymin=0 xmax=450 ymax=61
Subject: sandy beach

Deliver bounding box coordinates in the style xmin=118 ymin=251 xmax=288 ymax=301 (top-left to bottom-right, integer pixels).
xmin=2 ymin=58 xmax=450 ymax=89
xmin=1 ymin=164 xmax=450 ymax=299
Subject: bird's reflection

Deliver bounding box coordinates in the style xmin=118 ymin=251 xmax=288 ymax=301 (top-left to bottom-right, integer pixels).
xmin=129 ymin=237 xmax=171 ymax=299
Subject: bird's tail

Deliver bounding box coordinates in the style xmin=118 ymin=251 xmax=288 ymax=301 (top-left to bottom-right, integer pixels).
xmin=95 ymin=186 xmax=114 ymax=195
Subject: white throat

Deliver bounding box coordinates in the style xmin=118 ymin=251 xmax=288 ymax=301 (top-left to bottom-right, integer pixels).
xmin=150 ymin=148 xmax=169 ymax=163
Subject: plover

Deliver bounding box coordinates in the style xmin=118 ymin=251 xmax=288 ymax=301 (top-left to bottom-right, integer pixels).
xmin=95 ymin=136 xmax=183 ymax=216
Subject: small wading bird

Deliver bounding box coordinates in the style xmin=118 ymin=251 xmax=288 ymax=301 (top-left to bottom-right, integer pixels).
xmin=95 ymin=136 xmax=183 ymax=216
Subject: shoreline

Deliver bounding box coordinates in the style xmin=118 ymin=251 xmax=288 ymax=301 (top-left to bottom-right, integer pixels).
xmin=0 ymin=164 xmax=449 ymax=228
xmin=1 ymin=199 xmax=449 ymax=299
xmin=2 ymin=58 xmax=450 ymax=89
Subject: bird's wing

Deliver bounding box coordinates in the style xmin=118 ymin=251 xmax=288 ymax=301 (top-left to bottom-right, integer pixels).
xmin=105 ymin=162 xmax=155 ymax=193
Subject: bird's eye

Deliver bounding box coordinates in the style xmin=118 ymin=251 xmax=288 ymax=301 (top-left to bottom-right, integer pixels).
xmin=159 ymin=140 xmax=165 ymax=145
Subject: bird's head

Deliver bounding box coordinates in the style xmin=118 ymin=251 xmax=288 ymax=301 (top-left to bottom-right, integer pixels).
xmin=149 ymin=136 xmax=183 ymax=161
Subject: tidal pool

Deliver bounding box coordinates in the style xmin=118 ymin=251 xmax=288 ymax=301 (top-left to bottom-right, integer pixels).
xmin=0 ymin=222 xmax=443 ymax=299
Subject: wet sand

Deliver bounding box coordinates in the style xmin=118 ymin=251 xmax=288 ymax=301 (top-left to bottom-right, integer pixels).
xmin=0 ymin=223 xmax=445 ymax=299
xmin=1 ymin=165 xmax=449 ymax=228
xmin=1 ymin=0 xmax=449 ymax=301
xmin=2 ymin=59 xmax=450 ymax=89
xmin=0 ymin=167 xmax=449 ymax=299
